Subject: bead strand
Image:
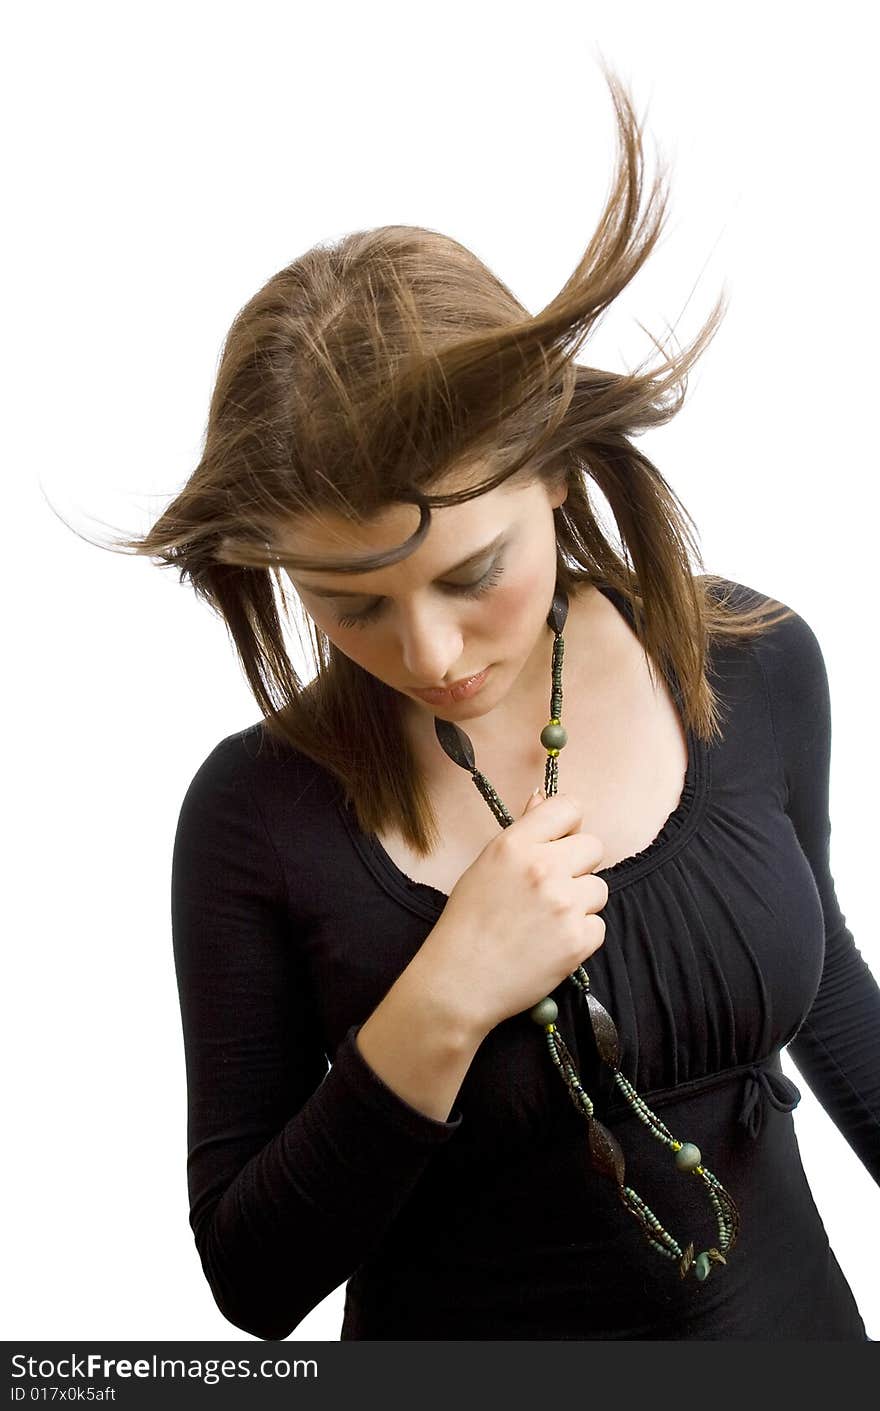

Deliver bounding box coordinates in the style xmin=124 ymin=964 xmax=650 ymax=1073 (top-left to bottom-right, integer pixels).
xmin=433 ymin=586 xmax=740 ymax=1283
xmin=543 ymin=1023 xmax=594 ymax=1118
xmin=612 ymin=1071 xmax=677 ymax=1147
xmin=621 ymin=1186 xmax=682 ymax=1258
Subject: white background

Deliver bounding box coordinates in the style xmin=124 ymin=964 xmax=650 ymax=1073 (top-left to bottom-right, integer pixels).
xmin=4 ymin=0 xmax=877 ymax=1342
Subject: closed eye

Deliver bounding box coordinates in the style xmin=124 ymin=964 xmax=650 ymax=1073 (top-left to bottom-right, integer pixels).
xmin=336 ymin=557 xmax=506 ymax=629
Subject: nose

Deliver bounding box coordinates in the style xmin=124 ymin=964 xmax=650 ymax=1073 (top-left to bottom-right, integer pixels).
xmin=396 ymin=601 xmax=469 ymax=685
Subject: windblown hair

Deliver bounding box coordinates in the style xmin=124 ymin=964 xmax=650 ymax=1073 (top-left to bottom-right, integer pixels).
xmin=82 ymin=64 xmax=794 ymax=858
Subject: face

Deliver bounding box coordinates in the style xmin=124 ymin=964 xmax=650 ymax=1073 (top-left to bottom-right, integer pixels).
xmin=280 ymin=471 xmax=569 ymax=732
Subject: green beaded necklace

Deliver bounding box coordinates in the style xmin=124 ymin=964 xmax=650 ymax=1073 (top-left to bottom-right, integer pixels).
xmin=433 ymin=584 xmax=740 ymax=1282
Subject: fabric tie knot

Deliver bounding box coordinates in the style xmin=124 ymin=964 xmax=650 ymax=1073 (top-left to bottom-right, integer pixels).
xmin=738 ymin=1063 xmax=802 ymax=1139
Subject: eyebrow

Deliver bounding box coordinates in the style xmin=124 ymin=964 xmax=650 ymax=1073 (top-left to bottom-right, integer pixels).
xmin=294 ymin=531 xmax=507 ymax=599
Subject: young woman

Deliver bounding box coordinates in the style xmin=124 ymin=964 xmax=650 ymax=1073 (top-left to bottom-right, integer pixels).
xmin=111 ymin=70 xmax=879 ymax=1339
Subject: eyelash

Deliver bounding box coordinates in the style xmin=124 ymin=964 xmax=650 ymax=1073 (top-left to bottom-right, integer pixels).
xmin=336 ymin=559 xmax=506 ymax=630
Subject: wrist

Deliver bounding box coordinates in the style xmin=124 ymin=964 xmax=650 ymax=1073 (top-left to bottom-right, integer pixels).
xmin=399 ymin=941 xmax=490 ymax=1052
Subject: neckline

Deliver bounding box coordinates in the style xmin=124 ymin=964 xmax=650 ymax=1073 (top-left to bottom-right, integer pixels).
xmin=338 ymin=579 xmax=710 ymax=917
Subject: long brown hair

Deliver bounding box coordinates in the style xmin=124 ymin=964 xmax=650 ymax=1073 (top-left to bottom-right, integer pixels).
xmin=65 ymin=62 xmax=794 ymax=858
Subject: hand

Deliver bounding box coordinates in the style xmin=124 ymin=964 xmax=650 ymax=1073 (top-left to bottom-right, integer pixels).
xmin=423 ymin=789 xmax=608 ymax=1037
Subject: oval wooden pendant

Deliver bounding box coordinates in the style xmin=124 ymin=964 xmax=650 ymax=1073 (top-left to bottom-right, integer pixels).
xmin=547 ymin=588 xmax=569 ymax=635
xmin=587 ymin=1117 xmax=626 ymax=1185
xmin=584 ymin=991 xmax=620 ymax=1068
xmin=434 ymin=718 xmax=475 ymax=771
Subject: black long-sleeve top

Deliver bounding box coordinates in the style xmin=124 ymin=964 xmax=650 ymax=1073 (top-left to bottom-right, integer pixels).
xmin=170 ymin=579 xmax=880 ymax=1340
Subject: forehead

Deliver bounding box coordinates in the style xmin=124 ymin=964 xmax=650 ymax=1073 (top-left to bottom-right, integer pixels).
xmin=296 ymin=529 xmax=509 ymax=598
xmin=276 ymin=478 xmax=531 ymax=593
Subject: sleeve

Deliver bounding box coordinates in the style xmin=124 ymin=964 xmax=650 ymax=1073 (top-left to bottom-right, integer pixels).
xmin=755 ymin=608 xmax=880 ymax=1184
xmin=170 ymin=739 xmax=463 ymax=1341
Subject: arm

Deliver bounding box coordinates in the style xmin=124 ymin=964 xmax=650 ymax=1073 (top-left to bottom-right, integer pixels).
xmin=755 ymin=607 xmax=880 ymax=1184
xmin=355 ymin=949 xmax=486 ymax=1122
xmin=171 ymin=738 xmax=467 ymax=1341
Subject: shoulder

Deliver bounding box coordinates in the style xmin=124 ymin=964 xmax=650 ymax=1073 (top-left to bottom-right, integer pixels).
xmin=178 ymin=723 xmax=265 ymax=807
xmin=173 ymin=724 xmax=339 ymax=904
xmin=178 ymin=719 xmax=330 ymax=808
xmin=703 ymin=578 xmax=833 ymax=802
xmin=703 ymin=574 xmax=828 ymax=691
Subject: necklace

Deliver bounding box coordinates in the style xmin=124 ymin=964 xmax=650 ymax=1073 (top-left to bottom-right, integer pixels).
xmin=433 ymin=583 xmax=740 ymax=1282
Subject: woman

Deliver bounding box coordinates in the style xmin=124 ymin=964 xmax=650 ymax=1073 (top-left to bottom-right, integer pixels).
xmin=109 ymin=69 xmax=879 ymax=1338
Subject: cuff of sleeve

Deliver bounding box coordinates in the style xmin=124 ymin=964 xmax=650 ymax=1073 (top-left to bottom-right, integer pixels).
xmin=330 ymin=1022 xmax=464 ymax=1142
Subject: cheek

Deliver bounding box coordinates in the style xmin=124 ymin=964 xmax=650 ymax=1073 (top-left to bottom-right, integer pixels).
xmin=308 ymin=613 xmax=400 ymax=683
xmin=491 ymin=568 xmax=552 ymax=636
xmin=301 ymin=605 xmax=365 ymax=659
xmin=315 ymin=618 xmax=373 ymax=663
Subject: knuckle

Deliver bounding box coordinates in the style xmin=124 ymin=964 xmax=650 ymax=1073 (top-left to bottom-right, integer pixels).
xmin=550 ymin=891 xmax=574 ymax=921
xmin=524 ymin=856 xmax=549 ymax=889
xmin=493 ymin=831 xmax=517 ymax=866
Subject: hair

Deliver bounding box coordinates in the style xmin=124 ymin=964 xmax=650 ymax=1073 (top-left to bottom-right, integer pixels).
xmin=65 ymin=62 xmax=794 ymax=859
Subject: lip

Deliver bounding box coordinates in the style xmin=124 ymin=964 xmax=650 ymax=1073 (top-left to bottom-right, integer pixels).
xmin=411 ymin=667 xmax=490 ymax=705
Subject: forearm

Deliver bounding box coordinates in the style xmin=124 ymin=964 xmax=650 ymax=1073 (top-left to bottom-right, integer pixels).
xmin=787 ymin=921 xmax=880 ymax=1185
xmin=355 ymin=939 xmax=488 ymax=1122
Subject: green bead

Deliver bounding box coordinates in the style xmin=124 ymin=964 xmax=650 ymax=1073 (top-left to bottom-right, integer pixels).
xmin=530 ymin=997 xmax=558 ymax=1026
xmin=694 ymin=1251 xmax=712 ymax=1281
xmin=674 ymin=1142 xmax=702 ymax=1172
xmin=540 ymin=721 xmax=568 ymax=751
